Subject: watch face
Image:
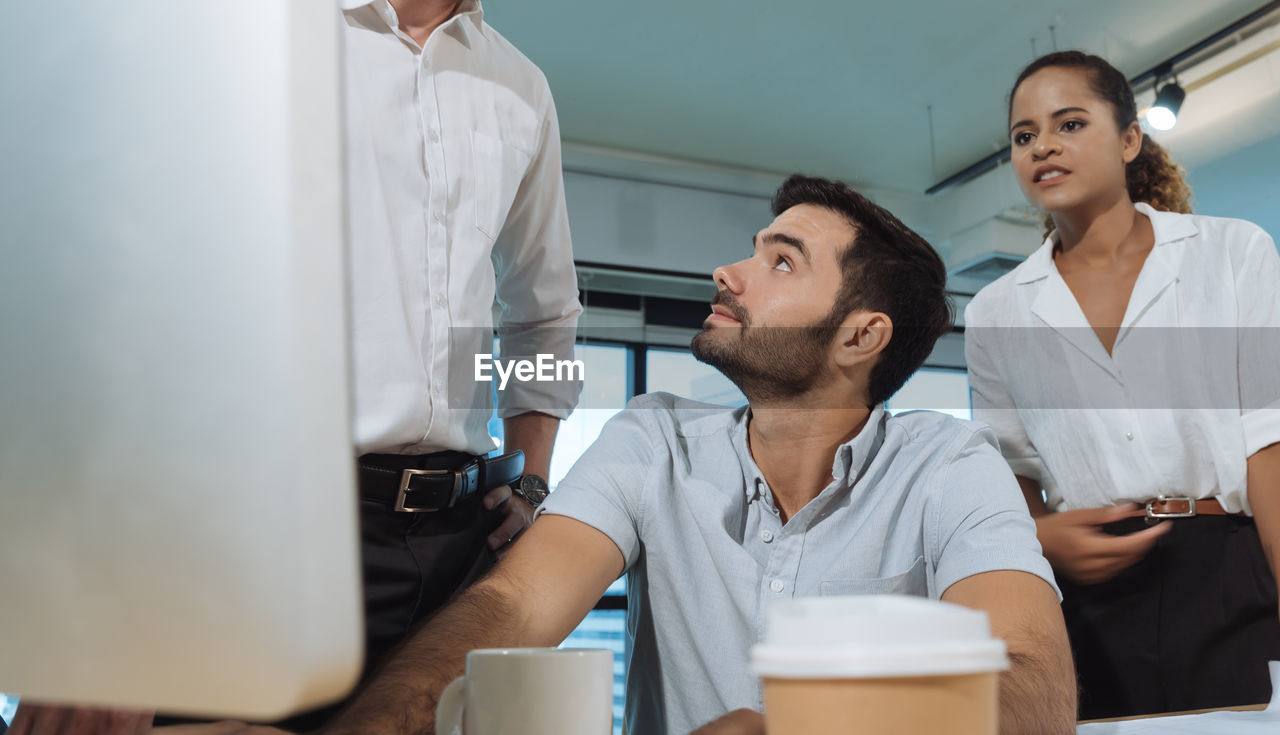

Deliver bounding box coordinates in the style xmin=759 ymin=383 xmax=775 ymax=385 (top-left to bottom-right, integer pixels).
xmin=519 ymin=474 xmax=550 ymax=505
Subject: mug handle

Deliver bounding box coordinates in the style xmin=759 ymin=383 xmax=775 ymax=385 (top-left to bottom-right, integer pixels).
xmin=435 ymin=676 xmax=467 ymax=735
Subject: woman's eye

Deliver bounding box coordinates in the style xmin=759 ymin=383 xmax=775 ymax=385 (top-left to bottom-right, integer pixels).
xmin=1013 ymin=132 xmax=1033 ymax=146
xmin=1063 ymin=120 xmax=1085 ymax=132
xmin=773 ymin=258 xmax=792 ymax=273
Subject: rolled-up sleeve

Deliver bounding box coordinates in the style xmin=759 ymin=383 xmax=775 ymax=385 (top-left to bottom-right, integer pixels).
xmin=1236 ymin=227 xmax=1280 ymax=456
xmin=492 ymin=84 xmax=582 ymax=420
xmin=537 ymin=402 xmax=654 ymax=569
xmin=928 ymin=426 xmax=1059 ymax=600
xmin=964 ymin=304 xmax=1049 ymax=486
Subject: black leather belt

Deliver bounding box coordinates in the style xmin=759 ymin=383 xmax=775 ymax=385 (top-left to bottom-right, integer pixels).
xmin=358 ymin=450 xmax=525 ymax=513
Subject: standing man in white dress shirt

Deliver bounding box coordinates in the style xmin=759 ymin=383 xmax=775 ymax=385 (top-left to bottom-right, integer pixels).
xmin=313 ymin=0 xmax=582 ymax=728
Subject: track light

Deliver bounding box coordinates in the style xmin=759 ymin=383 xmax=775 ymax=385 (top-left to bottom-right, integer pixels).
xmin=1146 ymin=82 xmax=1186 ymax=131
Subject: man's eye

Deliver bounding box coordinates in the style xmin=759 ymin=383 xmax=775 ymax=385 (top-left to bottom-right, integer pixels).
xmin=774 ymin=258 xmax=792 ymax=273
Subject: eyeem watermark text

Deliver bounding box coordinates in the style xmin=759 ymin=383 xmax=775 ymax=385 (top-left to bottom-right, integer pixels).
xmin=475 ymin=353 xmax=585 ymax=390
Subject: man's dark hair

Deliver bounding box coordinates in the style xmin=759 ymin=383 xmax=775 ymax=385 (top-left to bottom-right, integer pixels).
xmin=771 ymin=174 xmax=953 ymax=406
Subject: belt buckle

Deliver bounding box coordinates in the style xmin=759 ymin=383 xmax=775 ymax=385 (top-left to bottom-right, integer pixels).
xmin=395 ymin=468 xmax=459 ymax=513
xmin=1146 ymin=495 xmax=1196 ymax=520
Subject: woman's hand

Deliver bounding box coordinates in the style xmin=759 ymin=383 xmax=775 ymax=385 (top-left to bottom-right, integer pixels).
xmin=1036 ymin=504 xmax=1171 ymax=585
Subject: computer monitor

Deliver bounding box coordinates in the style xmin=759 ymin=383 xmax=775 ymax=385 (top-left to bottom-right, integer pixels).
xmin=0 ymin=2 xmax=362 ymax=720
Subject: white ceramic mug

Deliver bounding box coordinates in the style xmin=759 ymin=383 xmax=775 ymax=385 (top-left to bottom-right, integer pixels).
xmin=435 ymin=648 xmax=613 ymax=735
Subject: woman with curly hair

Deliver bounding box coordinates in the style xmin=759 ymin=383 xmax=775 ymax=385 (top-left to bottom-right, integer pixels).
xmin=964 ymin=51 xmax=1280 ymax=719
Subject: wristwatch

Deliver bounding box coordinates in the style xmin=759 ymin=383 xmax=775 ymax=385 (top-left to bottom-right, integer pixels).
xmin=511 ymin=474 xmax=550 ymax=507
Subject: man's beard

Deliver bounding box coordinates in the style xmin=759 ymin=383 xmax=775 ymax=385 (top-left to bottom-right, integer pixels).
xmin=691 ymin=294 xmax=840 ymax=402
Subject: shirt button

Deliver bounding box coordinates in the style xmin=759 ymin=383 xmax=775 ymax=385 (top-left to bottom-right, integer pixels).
xmin=434 ymin=294 xmax=446 ymax=307
xmin=769 ymin=580 xmax=784 ymax=593
xmin=428 ymin=128 xmax=439 ymax=143
xmin=1126 ymin=432 xmax=1134 ymax=441
xmin=760 ymin=530 xmax=774 ymax=543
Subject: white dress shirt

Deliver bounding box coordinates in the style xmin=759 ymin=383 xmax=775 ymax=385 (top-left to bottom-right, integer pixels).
xmin=341 ymin=0 xmax=581 ymax=456
xmin=966 ymin=203 xmax=1280 ymax=514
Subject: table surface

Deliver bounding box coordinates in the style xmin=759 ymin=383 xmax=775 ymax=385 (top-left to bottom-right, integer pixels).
xmin=1081 ymin=703 xmax=1268 ymax=723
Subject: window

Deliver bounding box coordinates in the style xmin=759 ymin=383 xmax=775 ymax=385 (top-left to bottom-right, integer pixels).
xmin=885 ymin=367 xmax=972 ymax=421
xmin=645 ymin=348 xmax=746 ymax=406
xmin=549 ymin=343 xmax=630 ymax=488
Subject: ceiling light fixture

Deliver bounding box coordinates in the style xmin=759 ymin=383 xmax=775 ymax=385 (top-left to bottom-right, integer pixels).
xmin=1146 ymin=80 xmax=1186 ymax=131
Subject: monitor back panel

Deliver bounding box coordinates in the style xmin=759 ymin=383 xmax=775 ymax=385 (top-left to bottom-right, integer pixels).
xmin=0 ymin=1 xmax=362 ymax=719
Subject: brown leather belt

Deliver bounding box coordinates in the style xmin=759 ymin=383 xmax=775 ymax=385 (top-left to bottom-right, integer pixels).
xmin=1144 ymin=496 xmax=1239 ymax=519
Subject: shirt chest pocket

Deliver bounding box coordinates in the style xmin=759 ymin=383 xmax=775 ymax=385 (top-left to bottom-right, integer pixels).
xmin=471 ymin=130 xmax=532 ymax=242
xmin=818 ymin=556 xmax=927 ymax=597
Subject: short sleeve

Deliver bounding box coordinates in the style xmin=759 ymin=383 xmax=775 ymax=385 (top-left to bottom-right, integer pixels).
xmin=928 ymin=426 xmax=1059 ymax=600
xmin=1235 ymin=226 xmax=1280 ymax=456
xmin=963 ymin=303 xmax=1049 ymax=486
xmin=537 ymin=403 xmax=654 ymax=569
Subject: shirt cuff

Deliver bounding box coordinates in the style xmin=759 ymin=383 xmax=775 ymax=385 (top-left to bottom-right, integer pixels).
xmin=935 ymin=549 xmax=1061 ymax=602
xmin=538 ymin=498 xmax=640 ymax=570
xmin=1244 ymin=407 xmax=1280 ymax=457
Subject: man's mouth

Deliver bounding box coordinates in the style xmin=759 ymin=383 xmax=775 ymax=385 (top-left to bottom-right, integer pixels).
xmin=708 ymin=293 xmax=747 ymax=325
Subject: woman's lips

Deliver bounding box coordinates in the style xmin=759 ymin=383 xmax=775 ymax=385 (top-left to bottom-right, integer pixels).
xmin=1033 ymin=166 xmax=1071 ymax=187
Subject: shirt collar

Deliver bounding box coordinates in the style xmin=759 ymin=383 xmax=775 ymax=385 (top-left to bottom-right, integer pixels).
xmin=339 ymin=0 xmax=485 ymax=25
xmin=736 ymin=404 xmax=887 ymax=504
xmin=831 ymin=404 xmax=886 ymax=486
xmin=1014 ymin=202 xmax=1199 ymax=285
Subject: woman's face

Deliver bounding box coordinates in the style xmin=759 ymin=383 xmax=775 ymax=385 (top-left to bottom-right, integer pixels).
xmin=1008 ymin=66 xmax=1142 ymax=215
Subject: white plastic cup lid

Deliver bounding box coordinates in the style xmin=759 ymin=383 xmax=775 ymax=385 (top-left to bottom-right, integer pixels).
xmin=751 ymin=595 xmax=1009 ymax=679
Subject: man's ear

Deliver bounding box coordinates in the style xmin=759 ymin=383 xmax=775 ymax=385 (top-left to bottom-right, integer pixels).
xmin=833 ymin=311 xmax=892 ymax=368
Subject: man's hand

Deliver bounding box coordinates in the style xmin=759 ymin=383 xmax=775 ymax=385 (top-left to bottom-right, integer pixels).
xmin=8 ymin=703 xmax=154 ymax=735
xmin=688 ymin=709 xmax=765 ymax=735
xmin=483 ymin=483 xmax=534 ymax=558
xmin=1036 ymin=504 xmax=1170 ymax=585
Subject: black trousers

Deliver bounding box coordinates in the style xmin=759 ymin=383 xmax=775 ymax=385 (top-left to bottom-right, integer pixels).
xmin=1058 ymin=515 xmax=1280 ymax=720
xmin=157 ymin=452 xmax=502 ymax=731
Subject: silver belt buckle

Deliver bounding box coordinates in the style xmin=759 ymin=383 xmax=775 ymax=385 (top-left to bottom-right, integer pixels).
xmin=1145 ymin=495 xmax=1196 ymax=520
xmin=395 ymin=468 xmax=459 ymax=513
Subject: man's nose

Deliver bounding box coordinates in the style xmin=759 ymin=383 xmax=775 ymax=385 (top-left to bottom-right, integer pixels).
xmin=712 ymin=260 xmax=746 ymax=294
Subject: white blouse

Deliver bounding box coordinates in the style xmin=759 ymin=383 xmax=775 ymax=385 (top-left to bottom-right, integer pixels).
xmin=965 ymin=203 xmax=1280 ymax=514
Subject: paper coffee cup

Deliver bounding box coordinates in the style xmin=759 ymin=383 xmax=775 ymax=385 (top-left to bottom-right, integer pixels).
xmin=751 ymin=595 xmax=1008 ymax=735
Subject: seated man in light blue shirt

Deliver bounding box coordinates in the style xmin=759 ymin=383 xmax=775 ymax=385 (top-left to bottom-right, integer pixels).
xmin=241 ymin=174 xmax=1076 ymax=735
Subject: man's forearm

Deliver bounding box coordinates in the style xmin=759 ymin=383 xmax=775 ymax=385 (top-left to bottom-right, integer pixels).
xmin=325 ymin=577 xmax=532 ymax=735
xmin=942 ymin=572 xmax=1078 ymax=734
xmin=998 ymin=645 xmax=1076 ymax=735
xmin=504 ymin=411 xmax=560 ymax=479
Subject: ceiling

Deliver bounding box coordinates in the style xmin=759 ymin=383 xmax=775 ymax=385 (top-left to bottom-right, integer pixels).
xmin=487 ymin=0 xmax=1271 ymax=195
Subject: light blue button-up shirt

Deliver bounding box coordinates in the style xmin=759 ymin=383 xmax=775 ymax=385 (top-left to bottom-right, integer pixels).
xmin=540 ymin=392 xmax=1057 ymax=735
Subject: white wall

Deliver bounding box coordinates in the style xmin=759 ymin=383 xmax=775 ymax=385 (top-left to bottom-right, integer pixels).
xmin=564 ymin=171 xmax=769 ymax=277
